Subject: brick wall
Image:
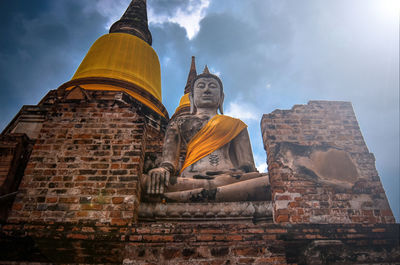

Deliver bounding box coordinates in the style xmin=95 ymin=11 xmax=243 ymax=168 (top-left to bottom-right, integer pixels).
xmin=0 ymin=222 xmax=398 ymax=264
xmin=261 ymin=101 xmax=395 ymax=224
xmin=7 ymin=90 xmax=166 ymax=225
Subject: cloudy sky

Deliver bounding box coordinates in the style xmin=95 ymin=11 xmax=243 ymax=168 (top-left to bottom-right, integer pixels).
xmin=0 ymin=0 xmax=398 ymax=220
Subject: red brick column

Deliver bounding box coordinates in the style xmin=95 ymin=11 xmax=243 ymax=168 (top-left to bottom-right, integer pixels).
xmin=7 ymin=91 xmax=166 ymax=225
xmin=261 ymin=101 xmax=395 ymax=224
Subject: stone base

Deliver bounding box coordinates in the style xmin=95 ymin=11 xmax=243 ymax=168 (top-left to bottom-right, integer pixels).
xmin=138 ymin=201 xmax=273 ymax=223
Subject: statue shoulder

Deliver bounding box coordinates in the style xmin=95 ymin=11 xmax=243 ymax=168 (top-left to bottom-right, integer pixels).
xmin=213 ymin=115 xmax=247 ymax=127
xmin=217 ymin=114 xmax=242 ymax=120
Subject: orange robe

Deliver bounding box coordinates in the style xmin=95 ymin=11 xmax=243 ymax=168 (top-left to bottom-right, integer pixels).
xmin=180 ymin=115 xmax=247 ymax=174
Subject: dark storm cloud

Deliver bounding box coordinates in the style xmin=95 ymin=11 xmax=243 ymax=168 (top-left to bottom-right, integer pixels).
xmin=191 ymin=10 xmax=294 ymax=105
xmin=0 ymin=1 xmax=107 ymax=130
xmin=150 ymin=22 xmax=192 ymax=111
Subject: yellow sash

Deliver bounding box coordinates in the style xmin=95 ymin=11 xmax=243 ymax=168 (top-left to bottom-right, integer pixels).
xmin=180 ymin=115 xmax=247 ymax=174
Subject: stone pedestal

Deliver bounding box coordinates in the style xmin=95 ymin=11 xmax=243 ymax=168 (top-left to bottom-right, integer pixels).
xmin=139 ymin=201 xmax=273 ymax=223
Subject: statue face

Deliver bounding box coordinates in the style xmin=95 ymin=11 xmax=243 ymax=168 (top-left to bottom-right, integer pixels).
xmin=193 ymin=77 xmax=221 ymax=110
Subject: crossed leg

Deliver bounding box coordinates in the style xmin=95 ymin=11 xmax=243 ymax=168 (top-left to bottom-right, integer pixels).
xmin=142 ymin=172 xmax=270 ymax=202
xmin=164 ymin=174 xmax=270 ymax=202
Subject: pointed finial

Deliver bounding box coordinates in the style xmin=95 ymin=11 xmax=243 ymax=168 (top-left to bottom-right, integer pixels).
xmin=203 ymin=65 xmax=210 ymax=74
xmin=190 ymin=56 xmax=196 ymax=71
xmin=184 ymin=56 xmax=197 ymax=94
xmin=110 ymin=0 xmax=153 ymax=45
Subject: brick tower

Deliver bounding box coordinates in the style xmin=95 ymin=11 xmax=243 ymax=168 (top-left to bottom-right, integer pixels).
xmin=0 ymin=0 xmax=168 ymax=226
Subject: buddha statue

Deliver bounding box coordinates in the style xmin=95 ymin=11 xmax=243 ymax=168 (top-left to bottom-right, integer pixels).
xmin=143 ymin=66 xmax=270 ymax=202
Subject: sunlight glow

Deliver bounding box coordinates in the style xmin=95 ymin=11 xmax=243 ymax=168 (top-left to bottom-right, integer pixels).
xmin=376 ymin=0 xmax=400 ymax=19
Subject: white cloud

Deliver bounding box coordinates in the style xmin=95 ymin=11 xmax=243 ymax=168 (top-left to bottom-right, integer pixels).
xmin=254 ymin=153 xmax=268 ymax=173
xmin=256 ymin=162 xmax=268 ymax=173
xmin=148 ymin=0 xmax=210 ymax=39
xmin=209 ymin=67 xmax=221 ymax=76
xmin=224 ymin=101 xmax=258 ymax=122
xmin=163 ymin=56 xmax=171 ymax=66
xmin=94 ymin=0 xmax=131 ymax=29
xmin=93 ymin=0 xmax=210 ymax=40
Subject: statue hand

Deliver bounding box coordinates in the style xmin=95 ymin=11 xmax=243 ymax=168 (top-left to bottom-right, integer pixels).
xmin=147 ymin=167 xmax=170 ymax=195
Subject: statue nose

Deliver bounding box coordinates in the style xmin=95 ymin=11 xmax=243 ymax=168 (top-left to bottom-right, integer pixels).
xmin=204 ymin=86 xmax=212 ymax=93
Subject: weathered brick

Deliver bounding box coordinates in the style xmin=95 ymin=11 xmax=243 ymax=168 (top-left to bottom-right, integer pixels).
xmin=112 ymin=197 xmax=124 ymax=204
xmin=143 ymin=235 xmax=174 ymax=242
xmin=129 ymin=235 xmax=143 ymax=241
xmin=196 ymin=234 xmax=213 ymax=241
xmin=66 ymin=233 xmax=88 ymax=240
xmin=275 ymin=215 xmax=289 ymax=223
xmin=81 ymin=204 xmax=103 ymax=211
xmin=46 ymin=197 xmax=58 ymax=203
xmin=233 ymin=247 xmax=263 ymax=257
xmin=111 ymin=218 xmax=130 ymax=226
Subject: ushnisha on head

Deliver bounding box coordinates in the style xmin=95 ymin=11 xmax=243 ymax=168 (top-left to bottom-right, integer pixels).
xmin=189 ymin=65 xmax=224 ymax=115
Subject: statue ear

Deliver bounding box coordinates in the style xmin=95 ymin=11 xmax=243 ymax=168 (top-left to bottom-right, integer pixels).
xmin=189 ymin=92 xmax=196 ymax=114
xmin=218 ymin=92 xmax=224 ymax=114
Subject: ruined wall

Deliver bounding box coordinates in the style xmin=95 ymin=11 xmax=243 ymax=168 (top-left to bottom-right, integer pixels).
xmin=0 ymin=134 xmax=32 ymax=188
xmin=0 ymin=145 xmax=14 ymax=187
xmin=7 ymin=90 xmax=166 ymax=225
xmin=1 ymin=105 xmax=48 ymax=140
xmin=0 ymin=134 xmax=33 ymax=222
xmin=261 ymin=101 xmax=395 ymax=224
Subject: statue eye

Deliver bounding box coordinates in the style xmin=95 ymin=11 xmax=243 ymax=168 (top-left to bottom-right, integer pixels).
xmin=209 ymin=83 xmax=217 ymax=89
xmin=197 ymin=82 xmax=205 ymax=88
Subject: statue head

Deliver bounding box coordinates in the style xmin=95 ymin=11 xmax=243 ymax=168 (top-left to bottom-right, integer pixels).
xmin=189 ymin=65 xmax=224 ymax=114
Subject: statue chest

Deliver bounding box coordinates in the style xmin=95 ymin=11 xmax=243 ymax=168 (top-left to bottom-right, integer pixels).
xmin=177 ymin=117 xmax=209 ymax=146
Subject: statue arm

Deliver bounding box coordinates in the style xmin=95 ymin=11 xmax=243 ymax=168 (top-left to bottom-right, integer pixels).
xmin=146 ymin=119 xmax=181 ymax=195
xmin=160 ymin=118 xmax=181 ymax=174
xmin=231 ymin=128 xmax=257 ymax=172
